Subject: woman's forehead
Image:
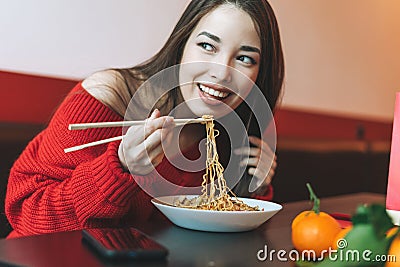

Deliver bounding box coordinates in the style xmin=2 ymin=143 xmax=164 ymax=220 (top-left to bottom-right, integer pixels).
xmin=193 ymin=4 xmax=260 ymax=47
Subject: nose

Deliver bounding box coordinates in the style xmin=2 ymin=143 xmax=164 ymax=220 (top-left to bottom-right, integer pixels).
xmin=208 ymin=62 xmax=232 ymax=83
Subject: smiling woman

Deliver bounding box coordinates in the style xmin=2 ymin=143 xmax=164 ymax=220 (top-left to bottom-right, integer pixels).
xmin=5 ymin=0 xmax=284 ymax=238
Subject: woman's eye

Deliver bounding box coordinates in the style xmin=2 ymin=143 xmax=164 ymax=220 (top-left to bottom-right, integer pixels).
xmin=237 ymin=55 xmax=257 ymax=65
xmin=198 ymin=42 xmax=216 ymax=52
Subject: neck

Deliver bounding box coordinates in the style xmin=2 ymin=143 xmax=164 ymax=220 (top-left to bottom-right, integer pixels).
xmin=177 ymin=123 xmax=205 ymax=151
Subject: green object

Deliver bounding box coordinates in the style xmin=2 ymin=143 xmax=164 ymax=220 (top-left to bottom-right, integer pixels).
xmin=306 ymin=183 xmax=320 ymax=214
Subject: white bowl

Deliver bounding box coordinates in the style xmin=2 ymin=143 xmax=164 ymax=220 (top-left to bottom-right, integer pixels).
xmin=151 ymin=195 xmax=282 ymax=232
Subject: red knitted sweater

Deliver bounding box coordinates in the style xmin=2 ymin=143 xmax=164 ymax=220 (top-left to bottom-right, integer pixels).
xmin=5 ymin=83 xmax=272 ymax=238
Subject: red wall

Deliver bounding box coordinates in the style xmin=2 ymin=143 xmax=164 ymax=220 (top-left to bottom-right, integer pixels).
xmin=0 ymin=71 xmax=77 ymax=124
xmin=0 ymin=70 xmax=393 ymax=141
xmin=275 ymin=108 xmax=392 ymax=141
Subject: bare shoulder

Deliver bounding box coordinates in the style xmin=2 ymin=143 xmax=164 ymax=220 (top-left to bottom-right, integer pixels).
xmin=82 ymin=69 xmax=124 ymax=90
xmin=81 ymin=69 xmax=131 ymax=116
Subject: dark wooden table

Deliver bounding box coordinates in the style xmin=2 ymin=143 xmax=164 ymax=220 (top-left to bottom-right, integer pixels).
xmin=0 ymin=193 xmax=386 ymax=267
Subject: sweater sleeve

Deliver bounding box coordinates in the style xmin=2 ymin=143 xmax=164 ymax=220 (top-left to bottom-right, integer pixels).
xmin=252 ymin=184 xmax=274 ymax=201
xmin=5 ymin=84 xmax=153 ymax=236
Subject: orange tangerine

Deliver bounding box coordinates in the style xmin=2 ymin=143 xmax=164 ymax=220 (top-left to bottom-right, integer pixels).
xmin=387 ymin=227 xmax=400 ymax=238
xmin=385 ymin=232 xmax=400 ymax=267
xmin=292 ymin=211 xmax=341 ymax=258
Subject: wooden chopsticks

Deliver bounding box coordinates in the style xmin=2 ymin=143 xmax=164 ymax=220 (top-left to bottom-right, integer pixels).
xmin=64 ymin=117 xmax=209 ymax=153
xmin=64 ymin=135 xmax=125 ymax=153
xmin=68 ymin=118 xmax=207 ymax=130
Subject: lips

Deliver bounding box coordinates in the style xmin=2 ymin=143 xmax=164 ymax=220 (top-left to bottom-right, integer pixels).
xmin=197 ymin=83 xmax=232 ymax=105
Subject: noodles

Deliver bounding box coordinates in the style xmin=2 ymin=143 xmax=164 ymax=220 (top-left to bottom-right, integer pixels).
xmin=174 ymin=115 xmax=260 ymax=211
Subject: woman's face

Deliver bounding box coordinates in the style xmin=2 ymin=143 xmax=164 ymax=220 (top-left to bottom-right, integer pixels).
xmin=179 ymin=4 xmax=261 ymax=118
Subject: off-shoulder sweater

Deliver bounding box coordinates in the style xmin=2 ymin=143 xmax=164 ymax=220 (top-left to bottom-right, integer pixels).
xmin=5 ymin=83 xmax=272 ymax=238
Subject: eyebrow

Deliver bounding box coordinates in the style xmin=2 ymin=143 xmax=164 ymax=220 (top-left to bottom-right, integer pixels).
xmin=197 ymin=31 xmax=261 ymax=55
xmin=240 ymin=45 xmax=261 ymax=55
xmin=197 ymin=31 xmax=221 ymax=43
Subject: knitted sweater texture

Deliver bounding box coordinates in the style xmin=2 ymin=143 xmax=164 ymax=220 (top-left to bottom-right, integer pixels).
xmin=5 ymin=83 xmax=272 ymax=238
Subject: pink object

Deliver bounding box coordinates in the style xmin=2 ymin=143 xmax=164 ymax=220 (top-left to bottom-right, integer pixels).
xmin=387 ymin=92 xmax=400 ymax=225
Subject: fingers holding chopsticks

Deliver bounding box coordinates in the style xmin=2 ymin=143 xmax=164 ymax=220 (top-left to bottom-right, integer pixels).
xmin=118 ymin=109 xmax=175 ymax=175
xmin=140 ymin=109 xmax=175 ymax=142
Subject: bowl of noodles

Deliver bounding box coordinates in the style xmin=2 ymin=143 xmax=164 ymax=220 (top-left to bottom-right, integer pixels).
xmin=151 ymin=195 xmax=282 ymax=232
xmin=152 ymin=115 xmax=282 ymax=232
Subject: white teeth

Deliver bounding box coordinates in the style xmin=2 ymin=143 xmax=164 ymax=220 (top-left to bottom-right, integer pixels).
xmin=199 ymin=84 xmax=229 ymax=98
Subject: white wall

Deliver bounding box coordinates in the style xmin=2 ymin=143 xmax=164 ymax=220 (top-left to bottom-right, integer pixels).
xmin=0 ymin=0 xmax=191 ymax=78
xmin=269 ymin=0 xmax=400 ymax=121
xmin=1 ymin=0 xmax=400 ymax=120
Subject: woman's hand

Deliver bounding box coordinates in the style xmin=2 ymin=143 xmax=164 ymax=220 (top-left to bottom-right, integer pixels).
xmin=118 ymin=109 xmax=175 ymax=175
xmin=234 ymin=136 xmax=277 ymax=193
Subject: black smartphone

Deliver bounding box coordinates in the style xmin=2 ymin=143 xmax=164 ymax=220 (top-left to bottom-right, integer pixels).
xmin=82 ymin=227 xmax=168 ymax=261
